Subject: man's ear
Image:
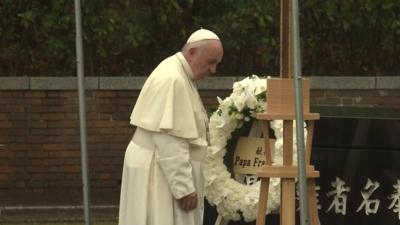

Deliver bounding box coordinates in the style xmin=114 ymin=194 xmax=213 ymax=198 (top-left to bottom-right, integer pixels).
xmin=188 ymin=47 xmax=197 ymax=56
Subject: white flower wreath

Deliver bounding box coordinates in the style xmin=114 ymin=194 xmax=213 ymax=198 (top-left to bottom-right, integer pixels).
xmin=205 ymin=75 xmax=305 ymax=221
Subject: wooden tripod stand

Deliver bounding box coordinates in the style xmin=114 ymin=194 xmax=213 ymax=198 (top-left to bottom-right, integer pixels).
xmin=255 ymin=79 xmax=320 ymax=225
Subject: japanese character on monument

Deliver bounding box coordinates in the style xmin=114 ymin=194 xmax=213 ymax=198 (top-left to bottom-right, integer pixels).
xmin=117 ymin=29 xmax=223 ymax=225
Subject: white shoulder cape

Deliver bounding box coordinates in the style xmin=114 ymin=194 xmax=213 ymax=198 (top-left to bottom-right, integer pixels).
xmin=130 ymin=52 xmax=205 ymax=142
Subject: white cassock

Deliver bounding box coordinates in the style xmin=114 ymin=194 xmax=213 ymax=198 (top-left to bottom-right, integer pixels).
xmin=118 ymin=52 xmax=209 ymax=225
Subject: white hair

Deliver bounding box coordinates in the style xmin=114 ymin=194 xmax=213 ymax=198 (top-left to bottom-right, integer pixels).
xmin=181 ymin=40 xmax=209 ymax=54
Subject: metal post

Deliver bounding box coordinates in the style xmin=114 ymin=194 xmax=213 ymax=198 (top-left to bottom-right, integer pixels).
xmin=74 ymin=0 xmax=92 ymax=224
xmin=292 ymin=0 xmax=310 ymax=225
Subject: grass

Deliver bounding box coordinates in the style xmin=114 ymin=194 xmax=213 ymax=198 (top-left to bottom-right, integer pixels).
xmin=0 ymin=223 xmax=117 ymax=225
xmin=0 ymin=208 xmax=118 ymax=225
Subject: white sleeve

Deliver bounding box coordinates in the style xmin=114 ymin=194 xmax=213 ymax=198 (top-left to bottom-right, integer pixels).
xmin=151 ymin=132 xmax=195 ymax=199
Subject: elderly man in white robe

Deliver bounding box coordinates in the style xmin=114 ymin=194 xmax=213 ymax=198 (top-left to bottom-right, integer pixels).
xmin=118 ymin=29 xmax=224 ymax=225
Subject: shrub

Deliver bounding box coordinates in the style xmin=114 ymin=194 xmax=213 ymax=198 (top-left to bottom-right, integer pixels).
xmin=1 ymin=0 xmax=399 ymax=76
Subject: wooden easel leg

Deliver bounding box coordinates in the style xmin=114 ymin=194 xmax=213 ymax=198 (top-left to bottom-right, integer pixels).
xmin=307 ymin=179 xmax=320 ymax=225
xmin=256 ymin=178 xmax=270 ymax=225
xmin=281 ymin=178 xmax=296 ymax=225
xmin=214 ymin=215 xmax=229 ymax=225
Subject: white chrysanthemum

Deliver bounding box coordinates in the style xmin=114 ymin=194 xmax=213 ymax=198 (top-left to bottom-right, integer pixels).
xmin=245 ymin=93 xmax=258 ymax=109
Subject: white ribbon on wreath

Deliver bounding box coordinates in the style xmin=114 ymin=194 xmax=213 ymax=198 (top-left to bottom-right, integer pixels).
xmin=204 ymin=75 xmax=306 ymax=221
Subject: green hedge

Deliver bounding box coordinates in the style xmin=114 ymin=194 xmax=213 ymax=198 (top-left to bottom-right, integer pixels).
xmin=1 ymin=0 xmax=399 ymax=76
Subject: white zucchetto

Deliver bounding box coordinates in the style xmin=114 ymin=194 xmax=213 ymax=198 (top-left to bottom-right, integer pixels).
xmin=186 ymin=28 xmax=220 ymax=44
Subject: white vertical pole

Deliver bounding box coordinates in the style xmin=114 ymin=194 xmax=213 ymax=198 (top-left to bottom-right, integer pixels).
xmin=74 ymin=0 xmax=92 ymax=224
